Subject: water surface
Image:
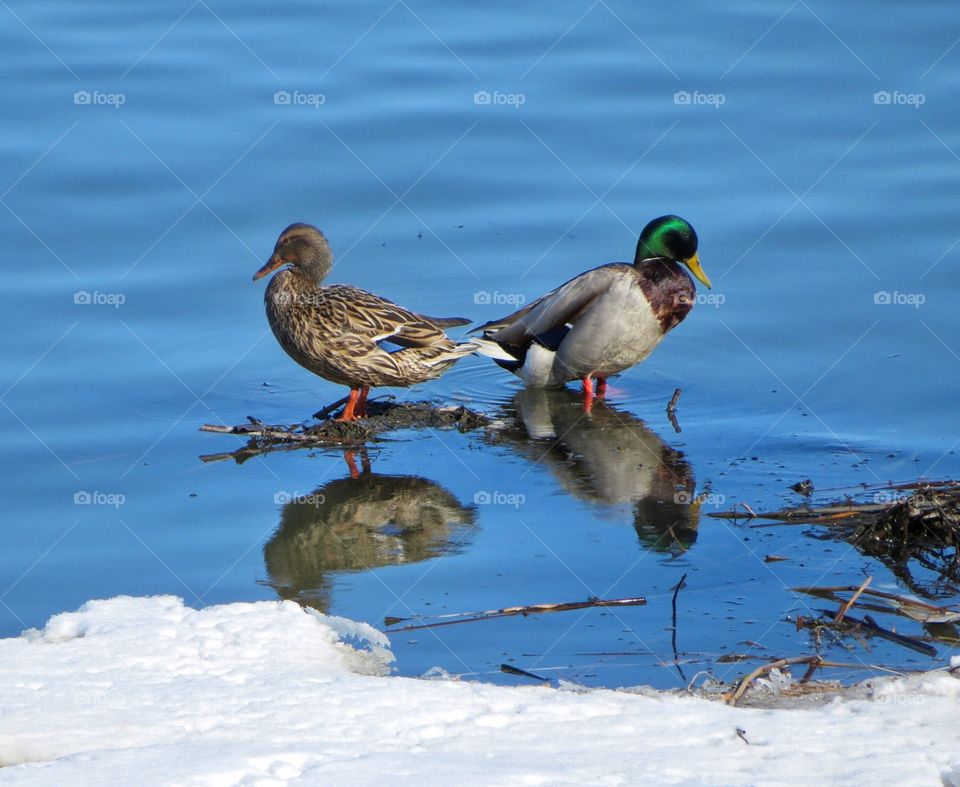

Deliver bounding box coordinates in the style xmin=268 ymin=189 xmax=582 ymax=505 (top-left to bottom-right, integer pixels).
xmin=2 ymin=0 xmax=958 ymax=688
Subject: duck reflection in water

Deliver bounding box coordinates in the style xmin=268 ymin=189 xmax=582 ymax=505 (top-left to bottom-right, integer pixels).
xmin=490 ymin=389 xmax=700 ymax=553
xmin=263 ymin=450 xmax=476 ymax=612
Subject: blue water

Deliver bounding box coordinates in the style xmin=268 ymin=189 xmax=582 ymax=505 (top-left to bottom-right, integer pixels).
xmin=2 ymin=1 xmax=958 ymax=688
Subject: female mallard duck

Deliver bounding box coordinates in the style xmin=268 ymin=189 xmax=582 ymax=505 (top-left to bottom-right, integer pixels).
xmin=471 ymin=215 xmax=711 ymax=407
xmin=253 ymin=223 xmax=475 ymax=421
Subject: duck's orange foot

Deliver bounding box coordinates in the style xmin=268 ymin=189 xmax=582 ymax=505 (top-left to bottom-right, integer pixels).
xmin=580 ymin=376 xmax=608 ymax=413
xmin=337 ymin=388 xmax=362 ymax=421
xmin=336 ymin=386 xmax=372 ymax=421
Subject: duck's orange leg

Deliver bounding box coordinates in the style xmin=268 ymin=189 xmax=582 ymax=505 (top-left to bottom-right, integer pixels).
xmin=356 ymin=386 xmax=370 ymax=418
xmin=596 ymin=376 xmax=607 ymax=398
xmin=581 ymin=376 xmax=595 ymax=414
xmin=343 ymin=447 xmax=372 ymax=478
xmin=344 ymin=449 xmax=361 ymax=479
xmin=337 ymin=388 xmax=361 ymax=422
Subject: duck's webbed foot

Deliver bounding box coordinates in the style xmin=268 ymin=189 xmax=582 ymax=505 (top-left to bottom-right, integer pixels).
xmin=337 ymin=388 xmax=362 ymax=422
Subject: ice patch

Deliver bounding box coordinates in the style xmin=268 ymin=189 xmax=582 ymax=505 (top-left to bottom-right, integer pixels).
xmin=1 ymin=596 xmax=958 ymax=786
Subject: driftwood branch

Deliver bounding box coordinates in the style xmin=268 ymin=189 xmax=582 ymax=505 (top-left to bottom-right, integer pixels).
xmin=199 ymin=401 xmax=490 ymax=463
xmin=834 ymin=575 xmax=873 ymax=624
xmin=500 ymin=664 xmax=550 ymax=682
xmin=383 ymin=595 xmax=647 ymax=632
xmin=726 ymin=655 xmax=824 ymax=705
xmin=666 ymin=388 xmax=682 ymax=433
xmin=843 ymin=612 xmax=938 ymax=657
xmin=793 ymin=584 xmax=960 ymax=624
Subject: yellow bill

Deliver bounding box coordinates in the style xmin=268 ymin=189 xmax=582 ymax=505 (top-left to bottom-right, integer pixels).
xmin=683 ymin=253 xmax=712 ymax=289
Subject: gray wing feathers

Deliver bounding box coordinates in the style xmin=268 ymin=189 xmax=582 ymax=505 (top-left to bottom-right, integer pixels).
xmin=487 ymin=264 xmax=635 ymax=345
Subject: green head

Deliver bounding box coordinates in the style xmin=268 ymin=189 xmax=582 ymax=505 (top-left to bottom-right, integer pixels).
xmin=634 ymin=215 xmax=711 ymax=289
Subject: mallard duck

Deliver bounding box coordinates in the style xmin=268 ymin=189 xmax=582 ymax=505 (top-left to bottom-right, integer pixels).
xmin=263 ymin=455 xmax=475 ymax=612
xmin=471 ymin=215 xmax=711 ymax=406
xmin=253 ymin=223 xmax=475 ymax=421
xmin=492 ymin=388 xmax=699 ymax=550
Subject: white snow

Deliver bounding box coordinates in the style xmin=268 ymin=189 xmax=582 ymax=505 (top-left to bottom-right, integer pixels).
xmin=1 ymin=596 xmax=958 ymax=786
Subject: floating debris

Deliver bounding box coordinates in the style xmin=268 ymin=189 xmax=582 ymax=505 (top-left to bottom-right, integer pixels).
xmin=200 ymin=400 xmax=490 ymax=462
xmin=383 ymin=595 xmax=647 ymax=632
xmin=709 ymin=480 xmax=960 ymax=591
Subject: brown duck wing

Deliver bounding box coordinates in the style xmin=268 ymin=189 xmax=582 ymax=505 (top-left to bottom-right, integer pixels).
xmin=478 ymin=264 xmax=635 ymax=346
xmin=330 ymin=286 xmax=454 ymax=349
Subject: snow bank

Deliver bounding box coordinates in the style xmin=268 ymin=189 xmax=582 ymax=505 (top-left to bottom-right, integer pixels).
xmin=1 ymin=596 xmax=958 ymax=785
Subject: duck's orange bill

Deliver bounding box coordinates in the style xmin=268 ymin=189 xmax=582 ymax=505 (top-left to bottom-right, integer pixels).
xmin=253 ymin=255 xmax=286 ymax=281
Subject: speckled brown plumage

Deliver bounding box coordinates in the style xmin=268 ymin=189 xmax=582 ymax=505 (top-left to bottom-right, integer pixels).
xmin=254 ymin=223 xmax=474 ymax=420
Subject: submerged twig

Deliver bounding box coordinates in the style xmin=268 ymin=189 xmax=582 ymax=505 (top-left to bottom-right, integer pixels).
xmin=793 ymin=584 xmax=960 ymax=624
xmin=666 ymin=388 xmax=682 ymax=412
xmin=670 ymin=573 xmax=688 ymax=683
xmin=806 ymin=609 xmax=938 ymax=657
xmin=670 ymin=574 xmax=687 ymax=660
xmin=715 ymin=483 xmax=960 ymax=594
xmin=666 ymin=388 xmax=682 ymax=433
xmin=710 ymin=504 xmax=873 ymax=523
xmin=383 ymin=595 xmax=647 ymax=632
xmin=500 ymin=664 xmax=550 ymax=682
xmin=834 ymin=576 xmax=873 ymax=624
xmin=312 ymin=394 xmax=351 ymax=420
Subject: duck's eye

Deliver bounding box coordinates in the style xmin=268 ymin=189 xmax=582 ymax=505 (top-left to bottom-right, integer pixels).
xmin=280 ymin=237 xmax=290 ymax=246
